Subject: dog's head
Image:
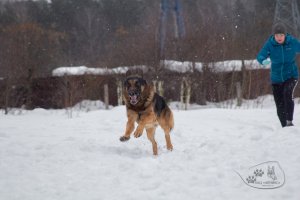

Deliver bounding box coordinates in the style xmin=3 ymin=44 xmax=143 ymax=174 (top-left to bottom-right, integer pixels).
xmin=123 ymin=76 xmax=147 ymax=105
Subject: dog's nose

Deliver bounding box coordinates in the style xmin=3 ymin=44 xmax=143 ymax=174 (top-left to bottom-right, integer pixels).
xmin=128 ymin=90 xmax=139 ymax=96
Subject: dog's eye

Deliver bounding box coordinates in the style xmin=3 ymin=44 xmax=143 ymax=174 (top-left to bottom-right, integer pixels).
xmin=135 ymin=81 xmax=140 ymax=87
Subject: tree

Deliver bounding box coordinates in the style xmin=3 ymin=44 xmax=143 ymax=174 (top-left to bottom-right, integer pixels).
xmin=1 ymin=23 xmax=65 ymax=110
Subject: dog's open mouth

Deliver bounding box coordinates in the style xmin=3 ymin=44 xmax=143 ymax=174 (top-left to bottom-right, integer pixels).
xmin=129 ymin=95 xmax=138 ymax=105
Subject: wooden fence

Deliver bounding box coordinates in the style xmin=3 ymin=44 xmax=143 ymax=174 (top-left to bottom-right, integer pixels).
xmin=1 ymin=68 xmax=296 ymax=110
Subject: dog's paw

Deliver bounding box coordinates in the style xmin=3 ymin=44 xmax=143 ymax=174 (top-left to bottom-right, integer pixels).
xmin=167 ymin=144 xmax=173 ymax=151
xmin=120 ymin=136 xmax=130 ymax=142
xmin=134 ymin=131 xmax=142 ymax=138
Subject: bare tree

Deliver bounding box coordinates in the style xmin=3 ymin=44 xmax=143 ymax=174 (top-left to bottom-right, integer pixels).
xmin=1 ymin=23 xmax=65 ymax=110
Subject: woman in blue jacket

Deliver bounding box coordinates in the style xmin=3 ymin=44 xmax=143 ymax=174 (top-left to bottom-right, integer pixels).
xmin=257 ymin=23 xmax=299 ymax=127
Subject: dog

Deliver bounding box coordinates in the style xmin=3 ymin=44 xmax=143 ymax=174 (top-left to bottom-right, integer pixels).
xmin=120 ymin=72 xmax=174 ymax=155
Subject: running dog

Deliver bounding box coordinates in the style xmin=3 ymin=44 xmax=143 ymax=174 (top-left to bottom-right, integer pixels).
xmin=120 ymin=72 xmax=174 ymax=155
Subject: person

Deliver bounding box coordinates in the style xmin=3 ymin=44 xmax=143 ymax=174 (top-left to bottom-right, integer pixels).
xmin=257 ymin=23 xmax=299 ymax=127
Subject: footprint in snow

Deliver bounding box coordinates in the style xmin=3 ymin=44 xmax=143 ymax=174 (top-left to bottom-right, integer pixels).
xmin=250 ymin=133 xmax=263 ymax=141
xmin=0 ymin=132 xmax=9 ymax=138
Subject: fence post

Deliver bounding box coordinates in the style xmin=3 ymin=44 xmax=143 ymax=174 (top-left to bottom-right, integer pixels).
xmin=158 ymin=81 xmax=164 ymax=96
xmin=180 ymin=77 xmax=191 ymax=110
xmin=117 ymin=80 xmax=123 ymax=106
xmin=3 ymin=77 xmax=10 ymax=114
xmin=185 ymin=80 xmax=191 ymax=110
xmin=104 ymin=84 xmax=109 ymax=109
xmin=236 ymin=82 xmax=242 ymax=107
xmin=152 ymin=80 xmax=164 ymax=96
xmin=180 ymin=79 xmax=184 ymax=109
xmin=152 ymin=80 xmax=157 ymax=92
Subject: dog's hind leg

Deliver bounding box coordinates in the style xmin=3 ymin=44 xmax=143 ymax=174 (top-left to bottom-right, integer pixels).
xmin=157 ymin=108 xmax=174 ymax=151
xmin=158 ymin=114 xmax=173 ymax=151
xmin=146 ymin=127 xmax=158 ymax=155
xmin=163 ymin=127 xmax=173 ymax=151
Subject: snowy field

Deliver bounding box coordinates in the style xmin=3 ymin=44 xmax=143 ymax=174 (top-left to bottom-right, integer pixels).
xmin=1 ymin=96 xmax=300 ymax=200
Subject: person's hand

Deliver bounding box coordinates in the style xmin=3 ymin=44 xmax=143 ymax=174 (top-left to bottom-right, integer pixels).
xmin=262 ymin=59 xmax=271 ymax=66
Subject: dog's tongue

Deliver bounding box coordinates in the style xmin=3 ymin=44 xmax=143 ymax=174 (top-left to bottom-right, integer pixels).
xmin=130 ymin=95 xmax=138 ymax=105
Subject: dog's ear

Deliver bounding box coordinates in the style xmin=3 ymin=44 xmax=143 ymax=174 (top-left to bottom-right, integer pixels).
xmin=139 ymin=78 xmax=147 ymax=86
xmin=123 ymin=79 xmax=129 ymax=88
xmin=139 ymin=78 xmax=148 ymax=93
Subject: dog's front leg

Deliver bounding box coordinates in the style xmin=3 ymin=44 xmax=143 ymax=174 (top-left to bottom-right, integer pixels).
xmin=133 ymin=122 xmax=145 ymax=138
xmin=133 ymin=112 xmax=154 ymax=138
xmin=120 ymin=110 xmax=138 ymax=142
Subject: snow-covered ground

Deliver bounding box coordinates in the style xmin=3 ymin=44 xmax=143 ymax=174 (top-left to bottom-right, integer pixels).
xmin=1 ymin=97 xmax=300 ymax=200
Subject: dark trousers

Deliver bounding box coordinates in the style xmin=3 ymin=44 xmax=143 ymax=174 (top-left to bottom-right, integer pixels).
xmin=272 ymin=78 xmax=298 ymax=127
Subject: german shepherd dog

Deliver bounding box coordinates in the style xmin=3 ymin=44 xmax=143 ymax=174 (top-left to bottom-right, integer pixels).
xmin=120 ymin=72 xmax=174 ymax=155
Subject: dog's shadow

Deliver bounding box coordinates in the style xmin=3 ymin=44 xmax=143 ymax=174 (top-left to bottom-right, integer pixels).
xmin=96 ymin=144 xmax=152 ymax=159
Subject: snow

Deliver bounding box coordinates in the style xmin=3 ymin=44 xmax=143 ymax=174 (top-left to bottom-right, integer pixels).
xmin=52 ymin=65 xmax=147 ymax=77
xmin=52 ymin=59 xmax=265 ymax=76
xmin=162 ymin=60 xmax=203 ymax=73
xmin=212 ymin=59 xmax=262 ymax=72
xmin=163 ymin=59 xmax=263 ymax=73
xmin=1 ymin=97 xmax=300 ymax=200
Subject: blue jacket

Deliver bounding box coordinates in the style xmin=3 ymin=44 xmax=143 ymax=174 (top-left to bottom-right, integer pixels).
xmin=257 ymin=34 xmax=300 ymax=83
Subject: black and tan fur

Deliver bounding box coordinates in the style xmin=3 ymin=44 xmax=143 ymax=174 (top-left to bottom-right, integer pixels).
xmin=120 ymin=73 xmax=174 ymax=155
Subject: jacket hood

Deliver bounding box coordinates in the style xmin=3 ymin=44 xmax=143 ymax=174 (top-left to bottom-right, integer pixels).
xmin=270 ymin=33 xmax=292 ymax=46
